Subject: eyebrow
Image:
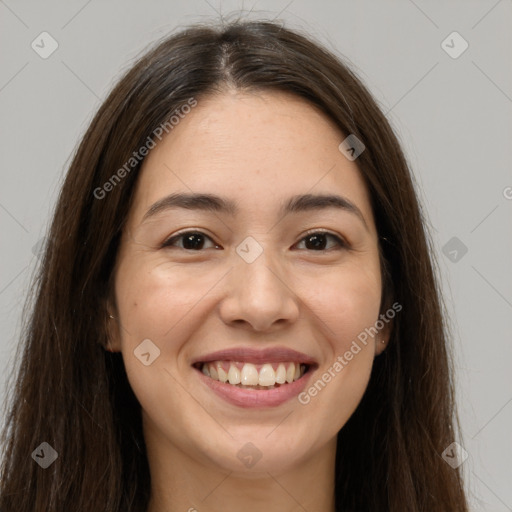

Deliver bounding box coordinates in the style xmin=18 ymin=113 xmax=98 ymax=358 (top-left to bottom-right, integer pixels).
xmin=141 ymin=192 xmax=368 ymax=229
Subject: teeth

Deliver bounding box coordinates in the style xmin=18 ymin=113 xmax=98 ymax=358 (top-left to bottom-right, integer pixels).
xmin=217 ymin=365 xmax=228 ymax=383
xmin=258 ymin=364 xmax=275 ymax=386
xmin=275 ymin=363 xmax=286 ymax=384
xmin=286 ymin=363 xmax=295 ymax=383
xmin=227 ymin=364 xmax=241 ymax=384
xmin=241 ymin=363 xmax=259 ymax=385
xmin=202 ymin=361 xmax=306 ymax=388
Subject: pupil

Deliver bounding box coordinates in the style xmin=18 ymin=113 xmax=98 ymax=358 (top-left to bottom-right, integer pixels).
xmin=184 ymin=233 xmax=204 ymax=250
xmin=181 ymin=233 xmax=327 ymax=250
xmin=306 ymin=234 xmax=326 ymax=250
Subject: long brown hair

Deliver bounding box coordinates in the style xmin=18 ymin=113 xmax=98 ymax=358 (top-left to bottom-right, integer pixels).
xmin=0 ymin=19 xmax=468 ymax=511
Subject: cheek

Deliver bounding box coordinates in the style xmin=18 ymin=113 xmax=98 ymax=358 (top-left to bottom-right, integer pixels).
xmin=295 ymin=263 xmax=382 ymax=431
xmin=113 ymin=258 xmax=225 ymax=398
xmin=113 ymin=262 xmax=194 ymax=428
xmin=306 ymin=261 xmax=383 ymax=351
xmin=114 ymin=258 xmax=216 ymax=341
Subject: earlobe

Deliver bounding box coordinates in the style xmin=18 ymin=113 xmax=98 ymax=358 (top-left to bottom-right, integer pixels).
xmin=105 ymin=312 xmax=122 ymax=352
xmin=375 ymin=318 xmax=392 ymax=356
xmin=375 ymin=335 xmax=389 ymax=356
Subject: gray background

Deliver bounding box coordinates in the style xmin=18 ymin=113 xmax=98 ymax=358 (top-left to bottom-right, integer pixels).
xmin=0 ymin=0 xmax=511 ymax=509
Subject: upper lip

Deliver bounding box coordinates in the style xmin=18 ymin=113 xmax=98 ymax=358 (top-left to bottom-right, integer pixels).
xmin=191 ymin=347 xmax=318 ymax=366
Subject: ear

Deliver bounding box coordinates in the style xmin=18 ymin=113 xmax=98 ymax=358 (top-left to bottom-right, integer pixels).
xmin=374 ymin=318 xmax=391 ymax=357
xmin=104 ymin=296 xmax=122 ymax=352
xmin=375 ymin=253 xmax=395 ymax=357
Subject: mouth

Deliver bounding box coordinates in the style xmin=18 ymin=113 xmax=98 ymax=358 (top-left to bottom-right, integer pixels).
xmin=191 ymin=347 xmax=317 ymax=407
xmin=192 ymin=361 xmax=311 ymax=390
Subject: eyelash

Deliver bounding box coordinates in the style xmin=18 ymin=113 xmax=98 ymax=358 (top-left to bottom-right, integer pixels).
xmin=161 ymin=229 xmax=348 ymax=252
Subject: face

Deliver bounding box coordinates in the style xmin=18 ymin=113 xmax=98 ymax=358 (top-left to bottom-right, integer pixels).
xmin=108 ymin=90 xmax=389 ymax=476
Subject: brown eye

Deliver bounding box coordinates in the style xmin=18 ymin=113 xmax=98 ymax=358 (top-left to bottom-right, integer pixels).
xmin=295 ymin=231 xmax=347 ymax=251
xmin=162 ymin=231 xmax=219 ymax=251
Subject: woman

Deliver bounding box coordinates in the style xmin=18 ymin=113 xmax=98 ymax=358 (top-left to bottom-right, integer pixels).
xmin=0 ymin=19 xmax=469 ymax=511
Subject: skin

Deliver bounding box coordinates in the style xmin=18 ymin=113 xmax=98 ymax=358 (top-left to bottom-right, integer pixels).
xmin=107 ymin=89 xmax=389 ymax=512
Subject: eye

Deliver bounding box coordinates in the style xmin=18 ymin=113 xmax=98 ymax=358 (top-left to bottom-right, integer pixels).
xmin=294 ymin=230 xmax=347 ymax=251
xmin=161 ymin=229 xmax=347 ymax=252
xmin=161 ymin=230 xmax=219 ymax=251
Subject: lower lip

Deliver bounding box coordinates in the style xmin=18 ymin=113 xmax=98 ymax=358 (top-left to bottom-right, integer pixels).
xmin=195 ymin=367 xmax=314 ymax=408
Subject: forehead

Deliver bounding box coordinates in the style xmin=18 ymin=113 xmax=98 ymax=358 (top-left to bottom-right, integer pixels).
xmin=128 ymin=90 xmax=375 ymax=229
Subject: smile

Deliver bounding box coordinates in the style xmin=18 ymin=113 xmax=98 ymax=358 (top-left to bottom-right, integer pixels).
xmin=196 ymin=361 xmax=308 ymax=389
xmin=191 ymin=347 xmax=317 ymax=407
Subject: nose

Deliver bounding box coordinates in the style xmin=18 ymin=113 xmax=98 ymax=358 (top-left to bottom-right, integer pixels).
xmin=218 ymin=244 xmax=300 ymax=332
